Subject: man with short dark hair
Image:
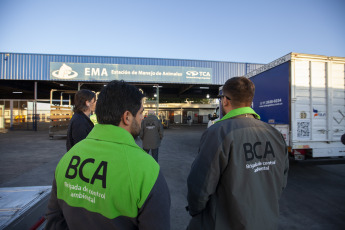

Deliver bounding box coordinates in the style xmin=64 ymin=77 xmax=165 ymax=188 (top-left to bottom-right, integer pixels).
xmin=45 ymin=80 xmax=171 ymax=230
xmin=187 ymin=76 xmax=289 ymax=230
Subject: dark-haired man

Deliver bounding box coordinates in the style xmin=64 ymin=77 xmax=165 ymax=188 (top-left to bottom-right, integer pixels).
xmin=46 ymin=80 xmax=171 ymax=230
xmin=187 ymin=76 xmax=289 ymax=230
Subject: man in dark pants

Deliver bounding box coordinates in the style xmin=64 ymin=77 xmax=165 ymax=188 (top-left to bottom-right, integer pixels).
xmin=46 ymin=80 xmax=171 ymax=230
xmin=140 ymin=111 xmax=164 ymax=162
xmin=186 ymin=77 xmax=289 ymax=230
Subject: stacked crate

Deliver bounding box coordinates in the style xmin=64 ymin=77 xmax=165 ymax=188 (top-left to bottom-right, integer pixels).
xmin=49 ymin=106 xmax=73 ymax=139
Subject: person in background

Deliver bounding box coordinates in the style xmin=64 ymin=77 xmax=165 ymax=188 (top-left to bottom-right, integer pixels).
xmin=186 ymin=76 xmax=289 ymax=230
xmin=45 ymin=80 xmax=171 ymax=230
xmin=66 ymin=89 xmax=96 ymax=151
xmin=140 ymin=111 xmax=164 ymax=162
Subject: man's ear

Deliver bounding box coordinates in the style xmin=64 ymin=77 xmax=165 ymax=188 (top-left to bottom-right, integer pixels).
xmin=222 ymin=96 xmax=232 ymax=112
xmin=122 ymin=111 xmax=132 ymax=126
xmin=222 ymin=97 xmax=229 ymax=107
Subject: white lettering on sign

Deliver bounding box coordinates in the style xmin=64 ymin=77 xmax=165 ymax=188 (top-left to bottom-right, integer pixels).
xmin=111 ymin=70 xmax=131 ymax=75
xmin=199 ymin=72 xmax=210 ymax=77
xmin=85 ymin=68 xmax=108 ymax=76
xmin=138 ymin=71 xmax=156 ymax=76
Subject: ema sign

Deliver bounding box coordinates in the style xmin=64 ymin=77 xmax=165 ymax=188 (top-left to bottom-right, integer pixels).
xmin=50 ymin=62 xmax=212 ymax=84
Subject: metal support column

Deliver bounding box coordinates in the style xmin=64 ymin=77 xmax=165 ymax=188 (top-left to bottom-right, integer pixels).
xmin=10 ymin=100 xmax=13 ymax=130
xmin=155 ymin=85 xmax=159 ymax=116
xmin=180 ymin=107 xmax=183 ymax=124
xmin=60 ymin=93 xmax=63 ymax=106
xmin=34 ymin=81 xmax=37 ymax=131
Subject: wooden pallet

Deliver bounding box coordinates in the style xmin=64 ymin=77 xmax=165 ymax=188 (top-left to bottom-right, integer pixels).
xmin=49 ymin=106 xmax=73 ymax=139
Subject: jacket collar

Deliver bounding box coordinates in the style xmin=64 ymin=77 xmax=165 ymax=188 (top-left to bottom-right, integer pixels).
xmin=216 ymin=107 xmax=260 ymax=124
xmin=86 ymin=124 xmax=137 ymax=147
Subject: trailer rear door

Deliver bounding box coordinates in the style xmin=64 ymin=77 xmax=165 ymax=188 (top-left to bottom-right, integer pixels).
xmin=291 ymin=56 xmax=345 ymax=157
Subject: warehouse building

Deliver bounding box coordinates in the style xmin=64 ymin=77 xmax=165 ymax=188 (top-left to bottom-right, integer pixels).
xmin=0 ymin=52 xmax=263 ymax=131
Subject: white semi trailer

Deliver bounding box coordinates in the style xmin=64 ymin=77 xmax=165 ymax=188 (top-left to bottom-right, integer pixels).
xmin=246 ymin=53 xmax=345 ymax=160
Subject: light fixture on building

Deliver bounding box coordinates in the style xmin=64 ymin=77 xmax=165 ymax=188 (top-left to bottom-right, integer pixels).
xmin=60 ymin=84 xmax=64 ymax=86
xmin=200 ymin=86 xmax=209 ymax=89
xmin=13 ymin=91 xmax=23 ymax=94
xmin=4 ymin=53 xmax=9 ymax=61
xmin=154 ymin=94 xmax=157 ymax=97
xmin=206 ymin=94 xmax=210 ymax=98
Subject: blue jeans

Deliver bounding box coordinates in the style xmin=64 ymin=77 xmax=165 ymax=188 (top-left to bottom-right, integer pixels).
xmin=144 ymin=148 xmax=159 ymax=162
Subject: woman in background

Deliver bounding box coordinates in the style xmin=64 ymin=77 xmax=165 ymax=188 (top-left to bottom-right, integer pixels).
xmin=66 ymin=89 xmax=96 ymax=151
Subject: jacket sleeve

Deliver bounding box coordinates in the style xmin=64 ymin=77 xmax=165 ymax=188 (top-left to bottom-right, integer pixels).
xmin=45 ymin=178 xmax=68 ymax=230
xmin=187 ymin=128 xmax=229 ymax=216
xmin=137 ymin=170 xmax=171 ymax=230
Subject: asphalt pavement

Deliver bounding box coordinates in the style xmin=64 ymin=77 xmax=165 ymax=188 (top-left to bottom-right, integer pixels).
xmin=1 ymin=125 xmax=345 ymax=230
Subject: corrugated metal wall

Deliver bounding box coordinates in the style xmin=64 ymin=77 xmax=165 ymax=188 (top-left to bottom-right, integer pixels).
xmin=0 ymin=52 xmax=264 ymax=84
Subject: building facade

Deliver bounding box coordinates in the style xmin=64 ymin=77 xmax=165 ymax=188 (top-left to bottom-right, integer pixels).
xmin=0 ymin=52 xmax=263 ymax=130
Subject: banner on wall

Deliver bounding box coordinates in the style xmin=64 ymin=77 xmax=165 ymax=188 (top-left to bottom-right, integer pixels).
xmin=50 ymin=62 xmax=212 ymax=84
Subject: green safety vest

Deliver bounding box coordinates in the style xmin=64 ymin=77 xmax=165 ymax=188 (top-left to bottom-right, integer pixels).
xmin=55 ymin=124 xmax=159 ymax=219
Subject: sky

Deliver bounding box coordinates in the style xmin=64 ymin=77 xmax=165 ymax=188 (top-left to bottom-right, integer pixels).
xmin=0 ymin=0 xmax=344 ymax=64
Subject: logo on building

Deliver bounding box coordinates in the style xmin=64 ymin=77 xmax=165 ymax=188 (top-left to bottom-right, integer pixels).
xmin=186 ymin=71 xmax=199 ymax=76
xmin=52 ymin=63 xmax=78 ymax=79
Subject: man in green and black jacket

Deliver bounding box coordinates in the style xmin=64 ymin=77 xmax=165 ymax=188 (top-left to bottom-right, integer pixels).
xmin=45 ymin=80 xmax=171 ymax=230
xmin=187 ymin=77 xmax=289 ymax=230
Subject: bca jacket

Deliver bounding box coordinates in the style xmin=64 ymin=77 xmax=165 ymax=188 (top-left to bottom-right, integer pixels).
xmin=46 ymin=124 xmax=171 ymax=230
xmin=187 ymin=107 xmax=289 ymax=230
